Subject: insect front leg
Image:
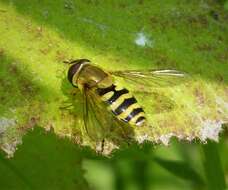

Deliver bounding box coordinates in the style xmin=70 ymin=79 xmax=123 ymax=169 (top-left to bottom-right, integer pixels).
xmin=60 ymin=88 xmax=80 ymax=109
xmin=59 ymin=102 xmax=74 ymax=110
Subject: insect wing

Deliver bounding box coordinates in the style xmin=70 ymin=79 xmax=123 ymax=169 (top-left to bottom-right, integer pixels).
xmin=111 ymin=69 xmax=187 ymax=88
xmin=82 ymin=86 xmax=131 ymax=141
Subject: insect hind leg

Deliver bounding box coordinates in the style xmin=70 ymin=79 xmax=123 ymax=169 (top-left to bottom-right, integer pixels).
xmin=96 ymin=139 xmax=105 ymax=154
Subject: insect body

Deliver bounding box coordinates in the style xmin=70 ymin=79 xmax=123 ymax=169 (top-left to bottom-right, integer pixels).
xmin=67 ymin=59 xmax=185 ymax=141
xmin=68 ymin=59 xmax=145 ymax=127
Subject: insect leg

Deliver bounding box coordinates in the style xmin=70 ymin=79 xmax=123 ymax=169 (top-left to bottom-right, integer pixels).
xmin=59 ymin=100 xmax=74 ymax=110
xmin=96 ymin=139 xmax=105 ymax=154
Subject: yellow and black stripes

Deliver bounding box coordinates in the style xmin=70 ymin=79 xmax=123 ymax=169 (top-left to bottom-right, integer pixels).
xmin=107 ymin=88 xmax=129 ymax=104
xmin=96 ymin=85 xmax=146 ymax=126
xmin=125 ymin=108 xmax=143 ymax=122
xmin=114 ymin=97 xmax=136 ymax=115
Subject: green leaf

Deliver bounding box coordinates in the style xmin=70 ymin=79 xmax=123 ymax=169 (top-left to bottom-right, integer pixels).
xmin=0 ymin=127 xmax=90 ymax=190
xmin=225 ymin=1 xmax=228 ymax=10
xmin=201 ymin=141 xmax=226 ymax=190
xmin=0 ymin=0 xmax=228 ymax=155
xmin=154 ymin=157 xmax=205 ymax=186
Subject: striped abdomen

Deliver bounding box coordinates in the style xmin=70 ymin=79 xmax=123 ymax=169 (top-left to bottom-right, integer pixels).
xmin=96 ymin=84 xmax=146 ymax=126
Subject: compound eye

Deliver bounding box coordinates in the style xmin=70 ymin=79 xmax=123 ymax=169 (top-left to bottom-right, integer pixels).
xmin=67 ymin=59 xmax=90 ymax=86
xmin=67 ymin=63 xmax=82 ymax=86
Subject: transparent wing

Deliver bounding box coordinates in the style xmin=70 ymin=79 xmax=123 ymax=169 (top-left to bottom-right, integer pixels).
xmin=110 ymin=69 xmax=188 ymax=88
xmin=82 ymin=86 xmax=133 ymax=142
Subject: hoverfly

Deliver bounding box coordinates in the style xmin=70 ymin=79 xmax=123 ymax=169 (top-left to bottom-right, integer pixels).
xmin=67 ymin=59 xmax=185 ymax=145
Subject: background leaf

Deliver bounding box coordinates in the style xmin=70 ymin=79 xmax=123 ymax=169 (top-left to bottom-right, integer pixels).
xmin=154 ymin=157 xmax=205 ymax=187
xmin=0 ymin=127 xmax=90 ymax=190
xmin=202 ymin=141 xmax=226 ymax=190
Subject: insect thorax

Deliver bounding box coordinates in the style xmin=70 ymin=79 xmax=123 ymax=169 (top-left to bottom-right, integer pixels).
xmin=77 ymin=64 xmax=113 ymax=89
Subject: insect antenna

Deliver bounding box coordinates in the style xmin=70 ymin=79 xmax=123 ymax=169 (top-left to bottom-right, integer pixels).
xmin=63 ymin=60 xmax=75 ymax=64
